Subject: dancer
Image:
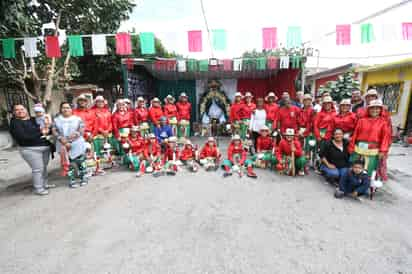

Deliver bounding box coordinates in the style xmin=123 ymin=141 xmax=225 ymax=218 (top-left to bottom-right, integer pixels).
xmin=176 ymin=92 xmax=192 ymax=141
xmin=221 ymin=135 xmax=257 ymax=178
xmin=276 ymin=129 xmax=306 ymax=176
xmin=199 ymin=137 xmax=221 ymax=171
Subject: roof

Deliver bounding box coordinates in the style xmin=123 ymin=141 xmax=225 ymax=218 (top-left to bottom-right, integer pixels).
xmin=356 ymin=58 xmax=412 ymax=73
xmin=122 ymin=58 xmax=281 ymax=80
xmin=306 ymin=63 xmax=359 ymax=81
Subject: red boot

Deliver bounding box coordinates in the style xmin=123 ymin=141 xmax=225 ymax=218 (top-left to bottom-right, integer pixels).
xmin=247 ymin=166 xmax=257 ymax=178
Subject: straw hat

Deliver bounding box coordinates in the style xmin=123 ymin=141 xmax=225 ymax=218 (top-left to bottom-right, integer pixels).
xmin=151 ymin=97 xmax=160 ymax=103
xmin=367 ymin=99 xmax=383 ymax=108
xmin=284 ymin=128 xmax=295 ymax=136
xmin=185 ymin=139 xmax=193 ymax=146
xmin=137 ymin=96 xmax=145 ymax=102
xmin=260 ymin=125 xmax=270 ymax=132
xmin=165 ymin=94 xmax=175 ymax=103
xmin=94 ymin=95 xmax=105 ymax=102
xmin=365 ymin=89 xmax=378 ymax=98
xmin=207 ymin=137 xmax=216 ymax=142
xmin=232 ymin=134 xmax=241 ymax=140
xmin=322 ymin=96 xmax=333 ymax=104
xmin=131 ymin=125 xmax=139 ymax=132
xmin=169 ymin=136 xmax=178 ymax=142
xmin=148 ymin=133 xmax=156 ymax=139
xmin=340 ymin=99 xmax=351 ymax=105
xmin=266 ymin=92 xmax=276 ymax=98
xmin=303 ymin=94 xmax=313 ymax=101
xmin=245 ymin=92 xmax=253 ymax=97
xmin=234 ymin=92 xmax=243 ymax=98
xmin=179 ymin=92 xmax=188 ymax=98
xmin=76 ymin=94 xmax=88 ymax=102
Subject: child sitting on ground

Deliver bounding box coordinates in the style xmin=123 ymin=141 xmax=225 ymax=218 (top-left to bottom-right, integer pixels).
xmin=251 ymin=126 xmax=277 ymax=169
xmin=179 ymin=140 xmax=199 ymax=172
xmin=162 ymin=136 xmax=180 ymax=176
xmin=276 ymin=128 xmax=307 ymax=176
xmin=221 ymin=135 xmax=257 ymax=178
xmin=199 ymin=137 xmax=221 ymax=171
xmin=334 ymin=160 xmax=370 ymax=200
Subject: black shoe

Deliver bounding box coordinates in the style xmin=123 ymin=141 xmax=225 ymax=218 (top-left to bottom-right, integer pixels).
xmin=223 ymin=171 xmax=232 ymax=178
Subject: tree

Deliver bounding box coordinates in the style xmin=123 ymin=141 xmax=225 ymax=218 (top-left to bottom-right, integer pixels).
xmin=318 ymin=70 xmax=360 ymax=102
xmin=0 ymin=0 xmax=135 ymax=111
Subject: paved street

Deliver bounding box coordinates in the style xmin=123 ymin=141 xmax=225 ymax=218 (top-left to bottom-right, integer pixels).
xmin=1 ymin=139 xmax=412 ymax=274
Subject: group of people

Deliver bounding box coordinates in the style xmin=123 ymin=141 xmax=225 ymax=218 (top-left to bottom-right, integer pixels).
xmin=228 ymin=89 xmax=391 ymax=199
xmin=9 ymin=88 xmax=391 ymax=200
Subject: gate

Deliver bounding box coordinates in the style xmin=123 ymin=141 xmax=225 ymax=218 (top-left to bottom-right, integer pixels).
xmin=1 ymin=83 xmax=31 ymax=115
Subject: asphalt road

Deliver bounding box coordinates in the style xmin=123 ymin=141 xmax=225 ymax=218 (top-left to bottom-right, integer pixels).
xmin=1 ymin=162 xmax=412 ymax=274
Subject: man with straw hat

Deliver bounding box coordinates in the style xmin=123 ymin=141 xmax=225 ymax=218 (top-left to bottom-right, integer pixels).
xmin=351 ymin=90 xmax=364 ymax=113
xmin=221 ymin=134 xmax=257 ymax=178
xmin=276 ymin=128 xmax=306 ymax=176
xmin=134 ymin=96 xmax=150 ymax=137
xmin=111 ymin=99 xmax=134 ymax=158
xmin=349 ymin=99 xmax=391 ymax=177
xmin=148 ymin=97 xmax=164 ymax=131
xmin=164 ymin=95 xmax=179 ymax=136
xmin=298 ymin=94 xmax=317 ymax=168
xmin=251 ymin=125 xmax=277 ymax=169
xmin=277 ymin=93 xmax=301 ymax=135
xmin=229 ymin=92 xmax=247 ymax=139
xmin=92 ymin=95 xmax=118 ymax=157
xmin=73 ymin=94 xmax=95 ymax=141
xmin=176 ymin=92 xmax=192 ymax=141
xmin=264 ymin=92 xmax=279 ymax=132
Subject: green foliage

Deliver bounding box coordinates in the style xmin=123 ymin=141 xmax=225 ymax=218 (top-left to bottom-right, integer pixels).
xmin=318 ymin=70 xmax=360 ymax=102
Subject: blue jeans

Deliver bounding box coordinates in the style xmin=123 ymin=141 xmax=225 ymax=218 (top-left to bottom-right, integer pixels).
xmin=320 ymin=165 xmax=348 ymax=180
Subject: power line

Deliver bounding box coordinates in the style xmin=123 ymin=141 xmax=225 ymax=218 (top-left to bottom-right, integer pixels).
xmin=199 ymin=0 xmax=214 ymax=58
xmin=309 ymin=52 xmax=412 ymax=60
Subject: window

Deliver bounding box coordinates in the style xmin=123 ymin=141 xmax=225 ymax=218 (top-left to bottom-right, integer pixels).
xmin=371 ymin=83 xmax=403 ymax=114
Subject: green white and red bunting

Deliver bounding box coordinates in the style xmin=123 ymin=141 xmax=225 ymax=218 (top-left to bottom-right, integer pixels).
xmin=1 ymin=22 xmax=411 ymax=59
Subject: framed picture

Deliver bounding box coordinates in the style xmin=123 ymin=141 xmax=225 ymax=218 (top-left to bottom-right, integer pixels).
xmin=370 ymin=82 xmax=403 ymax=114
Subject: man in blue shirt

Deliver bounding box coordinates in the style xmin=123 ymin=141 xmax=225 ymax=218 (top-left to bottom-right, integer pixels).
xmin=334 ymin=160 xmax=370 ymax=199
xmin=153 ymin=116 xmax=174 ymax=144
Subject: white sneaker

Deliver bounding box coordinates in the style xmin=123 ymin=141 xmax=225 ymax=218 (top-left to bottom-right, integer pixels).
xmin=136 ymin=172 xmax=142 ymax=177
xmin=34 ymin=189 xmax=49 ymax=196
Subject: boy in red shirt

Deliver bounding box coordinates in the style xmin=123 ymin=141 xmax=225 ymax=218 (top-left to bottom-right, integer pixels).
xmin=251 ymin=126 xmax=276 ymax=169
xmin=180 ymin=139 xmax=199 ymax=172
xmin=276 ymin=129 xmax=307 ymax=176
xmin=199 ymin=137 xmax=221 ymax=171
xmin=221 ymin=135 xmax=257 ymax=178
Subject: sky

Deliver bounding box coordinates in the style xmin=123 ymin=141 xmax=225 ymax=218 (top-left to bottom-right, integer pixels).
xmin=120 ymin=0 xmax=412 ymax=69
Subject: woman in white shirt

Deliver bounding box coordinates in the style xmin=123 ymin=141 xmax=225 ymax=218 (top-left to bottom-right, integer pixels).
xmin=249 ymin=98 xmax=267 ymax=151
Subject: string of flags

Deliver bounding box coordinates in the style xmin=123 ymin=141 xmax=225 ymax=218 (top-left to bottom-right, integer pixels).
xmin=1 ymin=22 xmax=411 ymax=59
xmin=125 ymin=55 xmax=304 ymax=73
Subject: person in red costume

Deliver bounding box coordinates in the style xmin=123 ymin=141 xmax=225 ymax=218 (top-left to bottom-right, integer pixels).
xmin=91 ymin=96 xmax=116 ymax=157
xmin=298 ymin=94 xmax=317 ymax=166
xmin=276 ymin=94 xmax=301 ymax=134
xmin=143 ymin=133 xmax=162 ymax=176
xmin=244 ymin=92 xmax=256 ymax=115
xmin=163 ymin=95 xmax=178 ymax=136
xmin=313 ymin=96 xmax=336 ymax=145
xmin=221 ymin=135 xmax=257 ymax=178
xmin=333 ymin=99 xmax=357 ymax=140
xmin=229 ymin=92 xmax=249 ymax=140
xmin=176 ymin=92 xmax=192 ymax=140
xmin=124 ymin=126 xmax=146 ymax=175
xmin=123 ymin=98 xmax=134 ymax=116
xmin=134 ymin=97 xmax=150 ymax=137
xmin=73 ymin=94 xmax=95 ymax=141
xmin=251 ymin=126 xmax=277 ymax=169
xmin=111 ymin=99 xmax=134 ymax=140
xmin=264 ymin=92 xmax=279 ymax=132
xmin=179 ymin=139 xmax=199 ymax=172
xmin=349 ymin=99 xmax=391 ymax=177
xmin=276 ymin=128 xmax=307 ymax=176
xmin=148 ymin=97 xmax=164 ymax=129
xmin=162 ymin=136 xmax=180 ymax=176
xmin=356 ymin=89 xmax=392 ymax=181
xmin=199 ymin=137 xmax=221 ymax=171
